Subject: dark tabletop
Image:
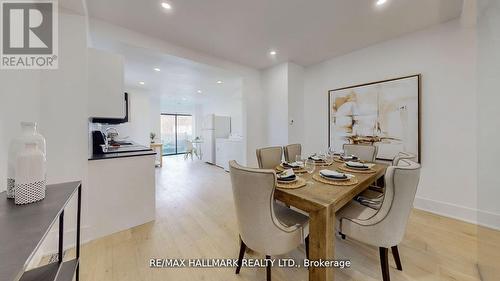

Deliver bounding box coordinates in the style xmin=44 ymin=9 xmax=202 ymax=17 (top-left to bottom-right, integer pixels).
xmin=0 ymin=181 xmax=80 ymax=281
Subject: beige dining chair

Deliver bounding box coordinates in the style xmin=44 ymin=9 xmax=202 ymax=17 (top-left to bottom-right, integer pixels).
xmin=229 ymin=161 xmax=309 ymax=281
xmin=184 ymin=140 xmax=195 ymax=160
xmin=337 ymin=159 xmax=421 ymax=281
xmin=284 ymin=144 xmax=302 ymax=162
xmin=256 ymin=146 xmax=283 ymax=169
xmin=357 ymin=152 xmax=417 ymax=209
xmin=343 ymin=143 xmax=378 ymax=162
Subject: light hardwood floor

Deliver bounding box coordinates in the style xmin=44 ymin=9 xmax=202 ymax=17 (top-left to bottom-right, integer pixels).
xmin=74 ymin=156 xmax=499 ymax=281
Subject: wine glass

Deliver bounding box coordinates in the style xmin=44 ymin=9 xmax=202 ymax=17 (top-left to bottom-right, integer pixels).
xmin=325 ymin=152 xmax=334 ymax=166
xmin=295 ymin=155 xmax=304 ymax=166
xmin=304 ymin=159 xmax=316 ymax=174
xmin=304 ymin=159 xmax=316 ymax=185
xmin=328 ymin=146 xmax=336 ymax=156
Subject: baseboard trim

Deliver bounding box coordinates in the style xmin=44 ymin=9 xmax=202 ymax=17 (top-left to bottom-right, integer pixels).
xmin=414 ymin=196 xmax=500 ymax=231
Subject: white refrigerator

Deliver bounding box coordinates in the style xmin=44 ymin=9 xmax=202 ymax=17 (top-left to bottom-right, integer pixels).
xmin=201 ymin=114 xmax=231 ymax=164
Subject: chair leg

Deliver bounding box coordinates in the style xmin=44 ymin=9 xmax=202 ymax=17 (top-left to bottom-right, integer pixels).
xmin=339 ymin=232 xmax=346 ymax=239
xmin=265 ymin=255 xmax=271 ymax=281
xmin=379 ymin=247 xmax=391 ymax=281
xmin=305 ymin=236 xmax=309 ymax=259
xmin=235 ymin=239 xmax=246 ymax=274
xmin=391 ymin=245 xmax=403 ymax=271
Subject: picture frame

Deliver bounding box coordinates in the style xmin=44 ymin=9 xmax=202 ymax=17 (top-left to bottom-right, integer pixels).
xmin=328 ymin=74 xmax=421 ymax=163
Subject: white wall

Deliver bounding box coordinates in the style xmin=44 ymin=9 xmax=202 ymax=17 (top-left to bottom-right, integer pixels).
xmin=260 ymin=62 xmax=305 ymax=147
xmin=288 ymin=63 xmax=305 ymax=145
xmin=477 ymin=1 xmax=500 ymax=278
xmin=262 ymin=63 xmax=289 ymax=146
xmin=0 ymin=10 xmax=90 ymax=260
xmin=477 ymin=0 xmax=500 ymax=229
xmin=303 ymin=20 xmax=482 ymax=226
xmin=0 ymin=72 xmax=42 ymax=193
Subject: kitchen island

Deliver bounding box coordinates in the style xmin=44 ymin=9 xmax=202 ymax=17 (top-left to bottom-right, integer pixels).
xmin=87 ymin=146 xmax=156 ymax=240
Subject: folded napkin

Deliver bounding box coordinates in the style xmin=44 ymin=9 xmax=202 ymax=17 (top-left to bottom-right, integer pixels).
xmin=283 ymin=161 xmax=303 ymax=168
xmin=309 ymin=155 xmax=323 ymax=161
xmin=319 ymin=169 xmax=347 ymax=179
xmin=341 ymin=154 xmax=358 ymax=161
xmin=278 ymin=169 xmax=296 ymax=181
xmin=346 ymin=161 xmax=369 ymax=168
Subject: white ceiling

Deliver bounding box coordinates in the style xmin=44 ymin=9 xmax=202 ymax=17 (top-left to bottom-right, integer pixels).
xmin=85 ymin=0 xmax=464 ymax=69
xmin=93 ymin=41 xmax=242 ymax=107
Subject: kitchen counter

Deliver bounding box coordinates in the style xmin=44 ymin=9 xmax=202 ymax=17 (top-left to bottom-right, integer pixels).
xmin=89 ymin=150 xmax=156 ymax=161
xmin=87 ymin=148 xmax=156 ymax=240
xmin=88 ymin=144 xmax=155 ymax=161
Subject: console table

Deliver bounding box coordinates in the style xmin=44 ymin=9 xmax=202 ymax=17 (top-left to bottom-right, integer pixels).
xmin=0 ymin=181 xmax=82 ymax=281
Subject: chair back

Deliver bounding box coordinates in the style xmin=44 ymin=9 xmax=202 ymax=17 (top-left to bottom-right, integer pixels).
xmin=256 ymin=146 xmax=283 ymax=169
xmin=284 ymin=144 xmax=302 ymax=162
xmin=229 ymin=161 xmax=300 ymax=254
xmin=373 ymin=159 xmax=421 ymax=246
xmin=392 ymin=151 xmax=417 ymax=165
xmin=343 ymin=144 xmax=378 ymax=162
xmin=185 ymin=140 xmax=194 ymax=151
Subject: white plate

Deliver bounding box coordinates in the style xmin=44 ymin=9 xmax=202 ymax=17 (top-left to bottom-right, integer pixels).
xmin=277 ymin=177 xmax=298 ymax=183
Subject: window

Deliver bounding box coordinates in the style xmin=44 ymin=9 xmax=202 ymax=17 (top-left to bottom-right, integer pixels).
xmin=160 ymin=114 xmax=193 ymax=155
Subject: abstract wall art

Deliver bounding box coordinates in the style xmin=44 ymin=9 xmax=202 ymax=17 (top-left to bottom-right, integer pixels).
xmin=328 ymin=75 xmax=421 ymax=162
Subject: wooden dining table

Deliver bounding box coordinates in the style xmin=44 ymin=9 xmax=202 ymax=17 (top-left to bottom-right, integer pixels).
xmin=274 ymin=161 xmax=387 ymax=281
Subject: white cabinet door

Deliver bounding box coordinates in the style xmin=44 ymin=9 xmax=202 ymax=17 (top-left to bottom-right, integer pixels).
xmin=88 ymin=48 xmax=125 ymax=118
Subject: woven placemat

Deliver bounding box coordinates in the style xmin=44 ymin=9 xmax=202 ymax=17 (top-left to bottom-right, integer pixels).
xmin=276 ymin=177 xmax=307 ymax=189
xmin=312 ymin=174 xmax=358 ymax=186
xmin=338 ymin=164 xmax=377 ymax=174
xmin=276 ymin=165 xmax=307 ymax=174
xmin=312 ymin=161 xmax=333 ymax=167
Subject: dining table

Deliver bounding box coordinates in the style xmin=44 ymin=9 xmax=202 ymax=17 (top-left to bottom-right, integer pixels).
xmin=274 ymin=160 xmax=387 ymax=281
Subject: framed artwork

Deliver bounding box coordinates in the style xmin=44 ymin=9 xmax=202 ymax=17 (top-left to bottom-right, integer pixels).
xmin=328 ymin=74 xmax=421 ymax=162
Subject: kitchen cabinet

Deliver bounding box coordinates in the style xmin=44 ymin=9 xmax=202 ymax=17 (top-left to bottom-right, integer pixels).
xmin=88 ymin=48 xmax=125 ymax=118
xmin=88 ymin=154 xmax=155 ymax=240
xmin=215 ymin=137 xmax=244 ymax=171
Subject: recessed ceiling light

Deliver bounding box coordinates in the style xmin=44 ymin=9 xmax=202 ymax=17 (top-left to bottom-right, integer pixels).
xmin=182 ymin=97 xmax=187 ymax=101
xmin=154 ymin=67 xmax=161 ymax=72
xmin=139 ymin=81 xmax=145 ymax=85
xmin=216 ymin=80 xmax=223 ymax=84
xmin=376 ymin=0 xmax=387 ymax=6
xmin=197 ymin=90 xmax=202 ymax=94
xmin=161 ymin=2 xmax=172 ymax=10
xmin=269 ymin=50 xmax=277 ymax=56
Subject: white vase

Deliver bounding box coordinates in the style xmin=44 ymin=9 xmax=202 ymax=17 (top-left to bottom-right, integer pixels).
xmin=14 ymin=142 xmax=47 ymax=205
xmin=7 ymin=122 xmax=46 ymax=199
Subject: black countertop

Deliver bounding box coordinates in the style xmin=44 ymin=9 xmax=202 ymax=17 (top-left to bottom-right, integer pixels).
xmin=89 ymin=150 xmax=156 ymax=161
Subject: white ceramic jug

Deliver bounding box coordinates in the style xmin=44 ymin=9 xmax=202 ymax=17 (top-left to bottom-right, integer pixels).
xmin=7 ymin=122 xmax=46 ymax=199
xmin=14 ymin=142 xmax=47 ymax=205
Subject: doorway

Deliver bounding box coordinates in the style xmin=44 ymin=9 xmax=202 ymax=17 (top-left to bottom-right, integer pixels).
xmin=160 ymin=114 xmax=193 ymax=155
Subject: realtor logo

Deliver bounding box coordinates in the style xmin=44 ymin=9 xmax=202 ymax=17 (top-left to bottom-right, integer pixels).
xmin=1 ymin=0 xmax=58 ymax=69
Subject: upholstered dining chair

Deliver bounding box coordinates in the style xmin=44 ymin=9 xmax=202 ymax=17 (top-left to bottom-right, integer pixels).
xmin=357 ymin=152 xmax=417 ymax=209
xmin=229 ymin=161 xmax=309 ymax=281
xmin=184 ymin=140 xmax=195 ymax=160
xmin=343 ymin=143 xmax=378 ymax=162
xmin=284 ymin=144 xmax=302 ymax=162
xmin=391 ymin=151 xmax=417 ymax=166
xmin=256 ymin=146 xmax=283 ymax=169
xmin=337 ymin=159 xmax=421 ymax=281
